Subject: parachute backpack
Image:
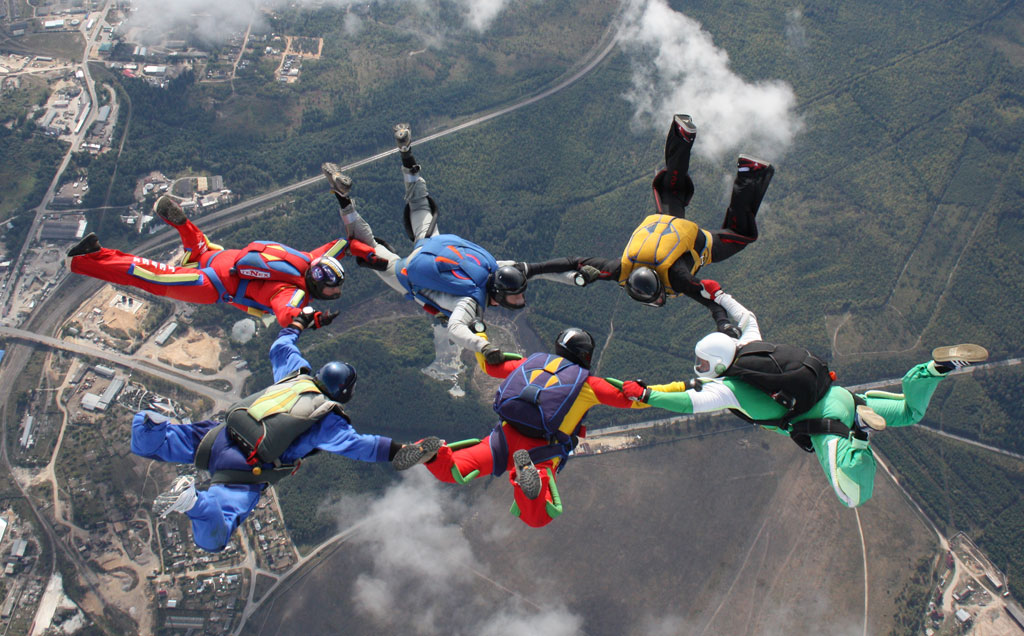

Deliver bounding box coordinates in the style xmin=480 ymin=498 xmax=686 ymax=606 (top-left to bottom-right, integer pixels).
xmin=493 ymin=353 xmax=590 ymax=445
xmin=397 ymin=234 xmax=498 ymax=312
xmin=725 ymin=342 xmax=833 ymax=419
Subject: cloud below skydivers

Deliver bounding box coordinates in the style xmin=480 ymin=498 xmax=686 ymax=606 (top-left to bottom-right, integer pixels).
xmin=341 ymin=472 xmax=584 ymax=636
xmin=124 ymin=0 xmax=517 ymax=47
xmin=617 ymin=0 xmax=802 ymax=161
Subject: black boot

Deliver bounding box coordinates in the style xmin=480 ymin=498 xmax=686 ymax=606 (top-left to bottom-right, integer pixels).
xmin=68 ymin=233 xmax=101 ymax=257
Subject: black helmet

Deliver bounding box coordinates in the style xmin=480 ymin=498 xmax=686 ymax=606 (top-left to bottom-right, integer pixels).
xmin=554 ymin=327 xmax=595 ymax=369
xmin=305 ymin=255 xmax=345 ymax=300
xmin=488 ymin=265 xmax=527 ymax=310
xmin=314 ymin=361 xmax=357 ymax=403
xmin=625 ymin=267 xmax=665 ymax=307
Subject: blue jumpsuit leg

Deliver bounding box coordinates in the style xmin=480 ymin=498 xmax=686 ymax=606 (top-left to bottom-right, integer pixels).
xmin=187 ymin=484 xmax=261 ymax=552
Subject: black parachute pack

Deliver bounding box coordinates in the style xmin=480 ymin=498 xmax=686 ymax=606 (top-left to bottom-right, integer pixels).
xmin=725 ymin=341 xmax=834 ymax=425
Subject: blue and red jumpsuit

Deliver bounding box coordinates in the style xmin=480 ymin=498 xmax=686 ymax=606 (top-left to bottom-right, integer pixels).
xmin=423 ymin=353 xmax=641 ymax=528
xmin=70 ymin=215 xmax=375 ymax=327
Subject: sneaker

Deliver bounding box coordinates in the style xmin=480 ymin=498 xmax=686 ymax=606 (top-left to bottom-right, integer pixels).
xmin=391 ymin=437 xmax=442 ymax=471
xmin=67 ymin=232 xmax=101 ymax=257
xmin=931 ymin=344 xmax=988 ymax=373
xmin=513 ymin=449 xmax=541 ymax=500
xmin=393 ymin=122 xmax=412 ymax=152
xmin=321 ymin=163 xmax=352 ymax=196
xmin=153 ymin=475 xmax=197 ymax=518
xmin=737 ymin=154 xmax=772 ymax=174
xmin=855 ymin=405 xmax=886 ymax=433
xmin=673 ymin=114 xmax=696 ymax=142
xmin=155 ymin=196 xmax=187 ymax=226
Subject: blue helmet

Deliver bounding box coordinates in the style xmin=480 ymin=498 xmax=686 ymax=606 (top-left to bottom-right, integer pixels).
xmin=315 ymin=361 xmax=357 ymax=403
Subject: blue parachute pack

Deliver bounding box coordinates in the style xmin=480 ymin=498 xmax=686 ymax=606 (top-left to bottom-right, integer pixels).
xmin=493 ymin=353 xmax=590 ymax=445
xmin=396 ymin=234 xmax=498 ymax=313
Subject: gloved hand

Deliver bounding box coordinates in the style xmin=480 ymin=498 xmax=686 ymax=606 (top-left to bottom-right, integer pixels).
xmin=685 ymin=377 xmax=703 ymax=392
xmin=291 ymin=306 xmax=338 ymax=330
xmin=481 ymin=343 xmax=506 ymax=365
xmin=717 ymin=322 xmax=741 ymax=339
xmin=700 ymin=278 xmax=723 ymax=301
xmin=622 ymin=380 xmax=652 ymax=403
xmin=574 ymin=265 xmax=602 ymax=286
xmin=355 ymin=252 xmax=388 ymax=272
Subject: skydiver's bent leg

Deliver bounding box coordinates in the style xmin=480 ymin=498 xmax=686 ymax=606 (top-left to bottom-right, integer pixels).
xmin=71 ymin=248 xmax=222 ymax=304
xmin=862 ymin=362 xmax=947 ymax=429
xmin=510 ymin=460 xmax=560 ymax=528
xmin=187 ymin=484 xmax=261 ymax=552
xmin=169 ymin=219 xmax=222 ymax=267
xmin=810 ymin=433 xmax=877 ymax=508
xmin=704 ymin=156 xmax=776 ymax=264
xmin=423 ymin=439 xmax=495 ymax=484
xmin=130 ymin=411 xmax=207 ymax=463
xmin=652 ymin=115 xmax=697 ymax=217
xmin=402 ymin=167 xmax=438 ymax=241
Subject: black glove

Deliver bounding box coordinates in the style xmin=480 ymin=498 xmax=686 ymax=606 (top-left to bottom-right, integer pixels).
xmin=574 ymin=265 xmax=602 ymax=286
xmin=686 ymin=377 xmax=703 ymax=392
xmin=292 ymin=306 xmax=338 ymax=330
xmin=717 ymin=322 xmax=741 ymax=339
xmin=481 ymin=343 xmax=506 ymax=365
xmin=356 ymin=253 xmax=388 ymax=272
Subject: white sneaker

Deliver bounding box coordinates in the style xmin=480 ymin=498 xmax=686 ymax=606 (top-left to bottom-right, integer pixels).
xmin=153 ymin=475 xmax=197 ymax=517
xmin=855 ymin=405 xmax=886 ymax=433
xmin=393 ymin=122 xmax=412 ymax=152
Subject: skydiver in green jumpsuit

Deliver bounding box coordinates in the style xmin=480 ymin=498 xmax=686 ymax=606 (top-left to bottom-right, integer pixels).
xmin=621 ymin=280 xmax=989 ymax=508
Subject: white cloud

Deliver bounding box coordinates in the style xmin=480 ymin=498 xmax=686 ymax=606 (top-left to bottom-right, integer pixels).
xmin=340 ymin=471 xmax=584 ymax=635
xmin=617 ymin=0 xmax=802 ymax=161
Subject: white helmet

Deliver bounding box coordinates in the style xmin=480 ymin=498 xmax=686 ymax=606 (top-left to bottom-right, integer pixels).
xmin=693 ymin=332 xmax=737 ymax=378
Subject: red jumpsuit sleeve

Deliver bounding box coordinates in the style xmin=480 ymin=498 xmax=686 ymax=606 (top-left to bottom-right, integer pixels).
xmin=345 ymin=238 xmax=377 ymax=261
xmin=266 ymin=284 xmax=307 ymax=327
xmin=586 ymin=376 xmax=639 ymax=408
xmin=309 ymin=238 xmax=350 ymax=261
xmin=476 ymin=356 xmax=525 ymax=379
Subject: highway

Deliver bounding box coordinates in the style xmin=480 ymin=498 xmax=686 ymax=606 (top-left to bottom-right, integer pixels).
xmin=0 ymin=325 xmax=244 ymax=410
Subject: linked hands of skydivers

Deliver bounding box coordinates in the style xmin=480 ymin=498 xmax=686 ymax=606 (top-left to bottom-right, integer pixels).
xmin=573 ymin=265 xmax=602 ymax=287
xmin=481 ymin=343 xmax=507 ymax=365
xmin=290 ymin=306 xmax=338 ymax=330
xmin=622 ymin=379 xmax=652 ymax=403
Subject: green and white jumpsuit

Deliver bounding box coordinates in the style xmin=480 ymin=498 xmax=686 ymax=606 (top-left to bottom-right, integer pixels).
xmin=644 ymin=294 xmax=950 ymax=508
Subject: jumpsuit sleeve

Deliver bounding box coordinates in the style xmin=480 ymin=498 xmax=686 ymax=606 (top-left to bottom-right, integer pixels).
xmin=645 ymin=381 xmax=743 ymax=415
xmin=587 ymin=376 xmax=647 ymax=409
xmin=297 ymin=413 xmax=393 ymax=463
xmin=308 ymin=238 xmax=350 ymax=261
xmin=522 ymin=256 xmax=621 ymax=280
xmin=715 ymin=293 xmax=762 ymax=344
xmin=669 ymin=264 xmax=732 ymax=328
xmin=269 ymin=327 xmax=313 ymax=381
xmin=474 ymin=354 xmax=525 ymax=378
xmin=447 ymin=296 xmax=488 ymax=353
xmin=266 ymin=284 xmax=307 ymax=328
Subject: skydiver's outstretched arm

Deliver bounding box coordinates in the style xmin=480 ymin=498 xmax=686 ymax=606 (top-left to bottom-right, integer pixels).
xmin=268 ymin=326 xmax=312 ymax=381
xmin=670 ymin=264 xmax=734 ymax=333
xmin=520 ymin=256 xmax=621 ymax=286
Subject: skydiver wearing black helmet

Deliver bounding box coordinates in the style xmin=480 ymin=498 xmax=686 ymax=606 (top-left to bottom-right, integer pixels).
xmin=519 ymin=114 xmax=774 ymax=336
xmin=319 ymin=122 xmax=540 ymax=364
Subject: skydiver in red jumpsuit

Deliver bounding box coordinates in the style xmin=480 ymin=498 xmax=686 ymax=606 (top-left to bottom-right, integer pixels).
xmin=66 ymin=196 xmax=378 ymax=327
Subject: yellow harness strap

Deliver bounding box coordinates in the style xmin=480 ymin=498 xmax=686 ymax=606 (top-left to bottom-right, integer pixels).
xmin=246 ymin=378 xmax=321 ymax=421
